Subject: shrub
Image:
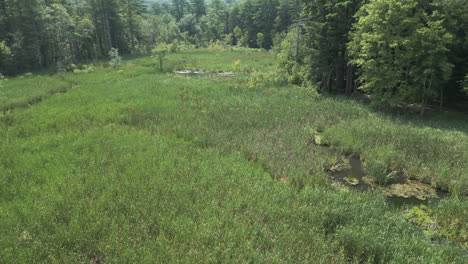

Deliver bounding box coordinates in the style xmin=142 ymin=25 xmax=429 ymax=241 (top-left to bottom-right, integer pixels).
xmin=0 ymin=73 xmax=7 ymax=87
xmin=462 ymin=75 xmax=468 ymax=95
xmin=231 ymin=60 xmax=241 ymax=72
xmin=152 ymin=43 xmax=171 ymax=71
xmin=169 ymin=40 xmax=178 ymax=53
xmin=108 ymin=48 xmax=122 ymax=68
xmin=68 ymin=64 xmax=78 ymax=71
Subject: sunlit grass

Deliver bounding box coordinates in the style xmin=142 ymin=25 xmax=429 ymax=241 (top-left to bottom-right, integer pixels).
xmin=0 ymin=49 xmax=466 ymax=262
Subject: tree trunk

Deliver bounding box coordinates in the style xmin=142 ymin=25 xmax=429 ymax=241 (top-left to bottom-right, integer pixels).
xmin=93 ymin=43 xmax=98 ymax=61
xmin=127 ymin=0 xmax=135 ymax=54
xmin=420 ymin=73 xmax=433 ymax=118
xmin=345 ymin=66 xmax=354 ymax=96
xmin=90 ymin=0 xmax=102 ymax=56
xmin=420 ymin=74 xmax=427 ymax=117
xmin=326 ymin=72 xmax=332 ymax=94
xmin=335 ymin=52 xmax=345 ymax=93
xmin=100 ymin=0 xmax=112 ymax=51
xmin=440 ymin=87 xmax=444 ymax=110
xmin=420 ymin=97 xmax=427 ymax=117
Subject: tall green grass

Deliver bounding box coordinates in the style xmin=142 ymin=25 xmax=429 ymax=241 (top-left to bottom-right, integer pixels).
xmin=0 ymin=49 xmax=466 ymax=262
xmin=1 ymin=126 xmax=465 ymax=263
xmin=0 ymin=75 xmax=73 ymax=112
xmin=323 ymin=112 xmax=468 ymax=193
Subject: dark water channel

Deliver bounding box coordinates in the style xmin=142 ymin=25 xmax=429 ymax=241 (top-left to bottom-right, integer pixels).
xmin=331 ymin=157 xmax=369 ymax=191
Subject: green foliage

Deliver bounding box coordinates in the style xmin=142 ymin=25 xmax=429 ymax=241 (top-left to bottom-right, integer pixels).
xmin=406 ymin=206 xmax=436 ymax=231
xmin=406 ymin=201 xmax=468 ymax=249
xmin=72 ymin=64 xmax=95 ymax=74
xmin=276 ymin=28 xmax=308 ymax=86
xmin=433 ymin=0 xmax=468 ymax=102
xmin=0 ymin=73 xmax=7 ymax=87
xmin=172 ymin=0 xmax=188 ymax=21
xmin=206 ymin=0 xmax=227 ymax=40
xmin=152 ymin=43 xmax=171 ymax=70
xmin=190 ymin=0 xmax=206 ymax=21
xmin=170 ymin=40 xmax=179 ymax=53
xmin=433 ymin=198 xmax=468 ymax=249
xmin=108 ymin=48 xmax=122 ymax=68
xmin=67 ymin=63 xmax=78 ymax=71
xmin=0 ymin=41 xmax=13 ymax=75
xmin=274 ymin=0 xmax=467 ymax=105
xmin=0 ymin=0 xmax=300 ymax=76
xmin=223 ymin=33 xmax=233 ymax=48
xmin=302 ymin=0 xmax=363 ymax=93
xmin=349 ymin=0 xmax=453 ymax=108
xmin=462 ymin=75 xmax=468 ymax=95
xmin=233 ymin=26 xmax=243 ymax=46
xmin=256 ymin=32 xmax=264 ymax=49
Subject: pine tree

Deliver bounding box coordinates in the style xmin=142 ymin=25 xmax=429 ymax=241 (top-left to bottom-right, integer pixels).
xmin=302 ymin=0 xmax=362 ymax=94
xmin=121 ymin=0 xmax=145 ymax=54
xmin=190 ymin=0 xmax=206 ymax=22
xmin=206 ymin=0 xmax=227 ymax=41
xmin=172 ymin=0 xmax=188 ymax=21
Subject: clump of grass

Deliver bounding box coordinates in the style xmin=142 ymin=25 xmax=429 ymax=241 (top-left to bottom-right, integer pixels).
xmin=0 ymin=75 xmax=73 ymax=111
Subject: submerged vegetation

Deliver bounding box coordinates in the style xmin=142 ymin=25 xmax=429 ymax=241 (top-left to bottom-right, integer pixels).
xmin=0 ymin=49 xmax=466 ymax=262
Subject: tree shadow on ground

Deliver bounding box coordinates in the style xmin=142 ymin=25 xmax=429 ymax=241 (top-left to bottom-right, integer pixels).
xmin=348 ymin=95 xmax=468 ymax=135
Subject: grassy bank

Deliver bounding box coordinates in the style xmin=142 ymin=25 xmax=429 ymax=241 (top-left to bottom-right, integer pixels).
xmin=1 ymin=49 xmax=466 ymax=262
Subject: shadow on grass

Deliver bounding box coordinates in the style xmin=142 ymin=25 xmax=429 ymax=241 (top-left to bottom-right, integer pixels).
xmin=344 ymin=95 xmax=468 ymax=135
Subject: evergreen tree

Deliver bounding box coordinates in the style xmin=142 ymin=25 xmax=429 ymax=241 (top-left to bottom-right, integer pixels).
xmin=302 ymin=0 xmax=362 ymax=94
xmin=190 ymin=0 xmax=206 ymax=22
xmin=172 ymin=0 xmax=187 ymax=21
xmin=252 ymin=0 xmax=278 ymax=49
xmin=121 ymin=0 xmax=146 ymax=53
xmin=206 ymin=0 xmax=227 ymax=41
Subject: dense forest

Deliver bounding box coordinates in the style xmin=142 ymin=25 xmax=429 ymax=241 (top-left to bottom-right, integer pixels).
xmin=0 ymin=0 xmax=301 ymax=72
xmin=0 ymin=0 xmax=467 ymax=108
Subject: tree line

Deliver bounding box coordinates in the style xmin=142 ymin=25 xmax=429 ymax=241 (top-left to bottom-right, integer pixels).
xmin=0 ymin=0 xmax=301 ymax=75
xmin=1 ymin=0 xmax=466 ymax=109
xmin=279 ymin=0 xmax=468 ymax=110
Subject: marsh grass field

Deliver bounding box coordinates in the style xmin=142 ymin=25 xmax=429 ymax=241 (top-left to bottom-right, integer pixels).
xmin=0 ymin=49 xmax=467 ymax=263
